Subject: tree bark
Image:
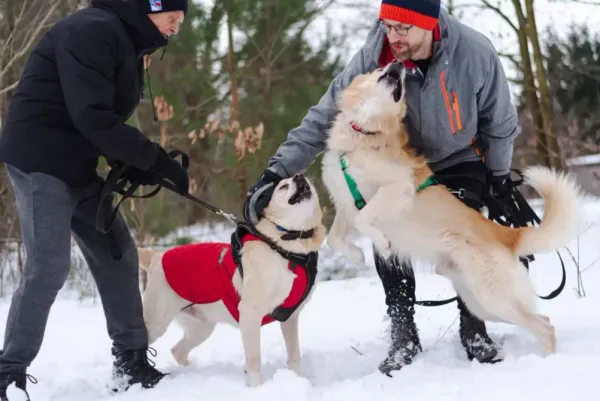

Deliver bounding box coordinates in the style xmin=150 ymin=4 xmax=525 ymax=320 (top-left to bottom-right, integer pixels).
xmin=226 ymin=0 xmax=247 ymax=204
xmin=524 ymin=0 xmax=563 ymax=169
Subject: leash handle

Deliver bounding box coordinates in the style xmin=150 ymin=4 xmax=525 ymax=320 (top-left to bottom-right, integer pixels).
xmin=96 ymin=149 xmax=243 ymax=234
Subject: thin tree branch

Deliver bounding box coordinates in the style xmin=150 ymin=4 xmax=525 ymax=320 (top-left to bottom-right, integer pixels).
xmin=480 ymin=0 xmax=519 ymax=33
xmin=0 ymin=80 xmax=19 ymax=96
xmin=0 ymin=0 xmax=62 ymax=80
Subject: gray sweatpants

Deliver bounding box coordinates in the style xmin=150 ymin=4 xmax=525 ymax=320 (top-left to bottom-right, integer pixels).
xmin=0 ymin=164 xmax=148 ymax=374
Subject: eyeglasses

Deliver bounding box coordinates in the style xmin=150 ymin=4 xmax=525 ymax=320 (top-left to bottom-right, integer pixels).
xmin=380 ymin=22 xmax=414 ymax=36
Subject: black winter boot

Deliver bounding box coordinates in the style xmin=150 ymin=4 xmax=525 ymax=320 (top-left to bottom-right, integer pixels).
xmin=457 ymin=298 xmax=502 ymax=363
xmin=375 ymin=251 xmax=422 ymax=376
xmin=0 ymin=370 xmax=37 ymax=401
xmin=111 ymin=347 xmax=166 ymax=392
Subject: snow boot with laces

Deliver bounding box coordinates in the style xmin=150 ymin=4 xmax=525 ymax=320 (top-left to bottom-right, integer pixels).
xmin=0 ymin=369 xmax=37 ymax=401
xmin=111 ymin=347 xmax=166 ymax=391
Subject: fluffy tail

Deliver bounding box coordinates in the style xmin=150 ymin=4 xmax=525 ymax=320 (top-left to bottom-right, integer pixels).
xmin=137 ymin=248 xmax=158 ymax=272
xmin=514 ymin=166 xmax=582 ymax=256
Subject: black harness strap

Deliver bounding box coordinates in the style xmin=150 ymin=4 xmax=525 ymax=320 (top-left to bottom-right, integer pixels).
xmin=230 ymin=222 xmax=318 ymax=322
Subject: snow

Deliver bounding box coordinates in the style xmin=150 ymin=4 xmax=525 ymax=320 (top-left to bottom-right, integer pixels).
xmin=2 ymin=197 xmax=600 ymax=400
xmin=566 ymin=153 xmax=600 ymax=167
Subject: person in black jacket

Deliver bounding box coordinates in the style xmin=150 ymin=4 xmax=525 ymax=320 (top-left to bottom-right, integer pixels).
xmin=0 ymin=0 xmax=190 ymax=398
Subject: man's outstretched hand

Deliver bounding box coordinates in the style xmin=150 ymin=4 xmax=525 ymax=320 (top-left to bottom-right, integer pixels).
xmin=243 ymin=169 xmax=283 ymax=224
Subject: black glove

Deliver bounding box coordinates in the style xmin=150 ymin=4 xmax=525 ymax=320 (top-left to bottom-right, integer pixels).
xmin=150 ymin=147 xmax=190 ymax=195
xmin=490 ymin=172 xmax=511 ymax=198
xmin=123 ymin=166 xmax=160 ymax=186
xmin=243 ymin=169 xmax=283 ymax=224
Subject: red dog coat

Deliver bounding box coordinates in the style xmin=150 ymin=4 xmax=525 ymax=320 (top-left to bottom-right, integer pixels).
xmin=162 ymin=231 xmax=312 ymax=326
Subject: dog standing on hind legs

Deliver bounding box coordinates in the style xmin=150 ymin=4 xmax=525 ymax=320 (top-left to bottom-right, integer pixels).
xmin=321 ymin=60 xmax=583 ymax=356
xmin=138 ymin=173 xmax=325 ymax=387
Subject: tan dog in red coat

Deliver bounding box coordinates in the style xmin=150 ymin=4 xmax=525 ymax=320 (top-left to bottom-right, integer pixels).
xmin=138 ymin=173 xmax=325 ymax=387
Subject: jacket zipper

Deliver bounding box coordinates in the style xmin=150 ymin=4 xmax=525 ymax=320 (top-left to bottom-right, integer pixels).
xmin=452 ymin=90 xmax=463 ymax=131
xmin=439 ymin=71 xmax=456 ymax=135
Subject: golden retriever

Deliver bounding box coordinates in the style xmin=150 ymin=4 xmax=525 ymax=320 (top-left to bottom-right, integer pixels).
xmin=321 ymin=60 xmax=581 ymax=355
xmin=138 ymin=173 xmax=325 ymax=387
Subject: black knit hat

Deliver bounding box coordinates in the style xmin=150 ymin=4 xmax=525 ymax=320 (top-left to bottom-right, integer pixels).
xmin=380 ymin=0 xmax=440 ymax=30
xmin=138 ymin=0 xmax=188 ymax=16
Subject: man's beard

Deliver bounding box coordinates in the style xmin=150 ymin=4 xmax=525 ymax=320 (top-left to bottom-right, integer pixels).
xmin=390 ymin=39 xmax=424 ymax=61
xmin=390 ymin=45 xmax=412 ymax=61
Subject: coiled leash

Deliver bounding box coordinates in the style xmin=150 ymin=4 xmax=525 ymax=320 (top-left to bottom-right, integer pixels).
xmin=96 ymin=150 xmax=239 ymax=235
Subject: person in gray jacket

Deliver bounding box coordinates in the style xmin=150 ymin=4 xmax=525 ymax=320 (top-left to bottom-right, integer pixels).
xmin=244 ymin=0 xmax=518 ymax=375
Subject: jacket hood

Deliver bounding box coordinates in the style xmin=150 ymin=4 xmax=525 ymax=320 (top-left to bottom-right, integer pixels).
xmin=90 ymin=0 xmax=167 ymax=55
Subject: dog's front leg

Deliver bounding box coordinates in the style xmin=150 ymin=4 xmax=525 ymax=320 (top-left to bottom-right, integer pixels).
xmin=238 ymin=300 xmax=264 ymax=387
xmin=280 ymin=312 xmax=301 ymax=375
xmin=354 ymin=183 xmax=414 ymax=258
xmin=327 ymin=211 xmax=365 ymax=266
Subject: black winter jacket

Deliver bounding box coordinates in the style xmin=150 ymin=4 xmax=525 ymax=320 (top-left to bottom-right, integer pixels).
xmin=0 ymin=0 xmax=167 ymax=187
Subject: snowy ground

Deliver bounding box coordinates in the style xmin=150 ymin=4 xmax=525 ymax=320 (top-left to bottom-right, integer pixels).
xmin=2 ymin=197 xmax=600 ymax=400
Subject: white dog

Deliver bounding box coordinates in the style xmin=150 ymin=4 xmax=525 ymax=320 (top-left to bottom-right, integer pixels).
xmin=321 ymin=60 xmax=582 ymax=354
xmin=138 ymin=173 xmax=325 ymax=387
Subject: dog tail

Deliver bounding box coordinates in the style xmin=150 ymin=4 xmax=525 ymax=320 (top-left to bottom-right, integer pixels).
xmin=137 ymin=248 xmax=158 ymax=272
xmin=513 ymin=166 xmax=581 ymax=256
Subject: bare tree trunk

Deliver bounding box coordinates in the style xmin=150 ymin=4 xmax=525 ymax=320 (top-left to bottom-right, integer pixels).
xmin=524 ymin=0 xmax=563 ymax=169
xmin=509 ymin=0 xmax=549 ymax=167
xmin=226 ymin=0 xmax=247 ymax=204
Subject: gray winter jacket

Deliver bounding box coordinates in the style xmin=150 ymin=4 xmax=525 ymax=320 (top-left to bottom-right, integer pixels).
xmin=267 ymin=8 xmax=518 ymax=178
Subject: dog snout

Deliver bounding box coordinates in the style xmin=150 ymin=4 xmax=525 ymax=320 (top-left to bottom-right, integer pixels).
xmin=386 ymin=61 xmax=403 ymax=80
xmin=379 ymin=60 xmax=404 ymax=81
xmin=293 ymin=174 xmax=310 ymax=192
xmin=293 ymin=174 xmax=308 ymax=187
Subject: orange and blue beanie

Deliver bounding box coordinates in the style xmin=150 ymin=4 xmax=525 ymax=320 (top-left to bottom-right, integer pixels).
xmin=380 ymin=0 xmax=440 ymax=31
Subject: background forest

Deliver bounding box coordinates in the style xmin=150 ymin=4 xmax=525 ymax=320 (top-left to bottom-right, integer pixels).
xmin=1 ymin=0 xmax=599 ymax=295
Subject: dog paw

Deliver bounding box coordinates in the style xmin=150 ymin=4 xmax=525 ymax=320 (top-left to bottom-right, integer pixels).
xmin=374 ymin=238 xmax=392 ymax=259
xmin=171 ymin=346 xmax=190 ymax=367
xmin=245 ymin=370 xmax=262 ymax=388
xmin=288 ymin=360 xmax=302 ymax=375
xmin=346 ymin=245 xmax=366 ymax=266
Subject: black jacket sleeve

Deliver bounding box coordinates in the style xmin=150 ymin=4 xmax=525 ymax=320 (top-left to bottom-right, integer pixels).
xmin=54 ymin=22 xmax=159 ymax=170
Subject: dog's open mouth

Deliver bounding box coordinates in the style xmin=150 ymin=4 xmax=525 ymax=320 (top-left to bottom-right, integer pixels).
xmin=377 ymin=61 xmax=404 ymax=103
xmin=288 ymin=174 xmax=312 ymax=205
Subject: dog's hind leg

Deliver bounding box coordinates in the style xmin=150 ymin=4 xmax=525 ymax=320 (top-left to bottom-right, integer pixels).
xmin=171 ymin=311 xmax=216 ymax=366
xmin=142 ymin=262 xmax=189 ymax=344
xmin=327 ymin=211 xmax=365 ymax=266
xmin=280 ymin=312 xmax=301 ymax=374
xmin=514 ymin=311 xmax=556 ymax=354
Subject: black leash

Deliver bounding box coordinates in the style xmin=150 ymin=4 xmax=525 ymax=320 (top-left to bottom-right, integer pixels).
xmin=96 ymin=150 xmax=241 ymax=234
